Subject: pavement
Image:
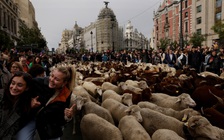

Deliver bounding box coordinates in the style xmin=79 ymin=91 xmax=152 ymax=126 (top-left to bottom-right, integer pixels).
xmin=34 ymin=118 xmax=83 ymax=140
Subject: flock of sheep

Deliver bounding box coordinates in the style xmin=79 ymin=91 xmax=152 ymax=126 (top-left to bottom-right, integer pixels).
xmin=58 ymin=59 xmax=224 ymax=140
xmin=69 ymin=79 xmax=223 ymax=140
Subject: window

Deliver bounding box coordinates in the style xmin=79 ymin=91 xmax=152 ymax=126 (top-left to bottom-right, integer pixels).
xmin=185 ymin=12 xmax=188 ymax=18
xmin=216 ymin=0 xmax=222 ymax=8
xmin=185 ymin=0 xmax=188 ymax=8
xmin=196 ymin=5 xmax=202 ymax=13
xmin=215 ymin=12 xmax=221 ymax=21
xmin=196 ymin=17 xmax=202 ymax=24
xmin=185 ymin=21 xmax=188 ymax=33
xmin=196 ymin=29 xmax=202 ymax=34
xmin=166 ymin=16 xmax=169 ymax=23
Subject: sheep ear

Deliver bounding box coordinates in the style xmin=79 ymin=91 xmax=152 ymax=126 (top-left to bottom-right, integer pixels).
xmin=189 ymin=121 xmax=198 ymax=129
xmin=121 ymin=94 xmax=125 ymax=99
xmin=96 ymin=88 xmax=102 ymax=96
xmin=124 ymin=108 xmax=132 ymax=115
xmin=175 ymin=98 xmax=181 ymax=103
xmin=83 ymin=97 xmax=88 ymax=102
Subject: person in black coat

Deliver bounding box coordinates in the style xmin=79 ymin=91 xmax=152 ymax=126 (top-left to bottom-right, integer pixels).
xmin=188 ymin=46 xmax=202 ymax=73
xmin=0 ymin=72 xmax=33 ymax=139
xmin=164 ymin=49 xmax=176 ymax=67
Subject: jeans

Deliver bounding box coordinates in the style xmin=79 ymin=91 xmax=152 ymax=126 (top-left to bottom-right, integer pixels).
xmin=16 ymin=120 xmax=36 ymax=140
xmin=16 ymin=119 xmax=61 ymax=140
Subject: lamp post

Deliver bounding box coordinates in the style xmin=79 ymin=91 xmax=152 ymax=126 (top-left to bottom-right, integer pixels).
xmin=90 ymin=31 xmax=93 ymax=52
xmin=111 ymin=18 xmax=115 ymax=52
xmin=179 ymin=0 xmax=184 ymax=50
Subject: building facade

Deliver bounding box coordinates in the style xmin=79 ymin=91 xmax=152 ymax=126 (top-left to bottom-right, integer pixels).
xmin=153 ymin=0 xmax=224 ymax=49
xmin=13 ymin=0 xmax=38 ymax=29
xmin=0 ymin=0 xmax=39 ymax=48
xmin=124 ymin=21 xmax=149 ymax=50
xmin=57 ymin=2 xmax=149 ymax=54
xmin=191 ymin=0 xmax=224 ymax=47
xmin=0 ymin=0 xmax=19 ymax=45
xmin=153 ymin=0 xmax=192 ymax=49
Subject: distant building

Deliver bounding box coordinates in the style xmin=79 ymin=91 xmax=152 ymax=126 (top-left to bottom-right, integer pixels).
xmin=153 ymin=0 xmax=191 ymax=49
xmin=124 ymin=21 xmax=149 ymax=50
xmin=191 ymin=0 xmax=224 ymax=47
xmin=153 ymin=0 xmax=224 ymax=49
xmin=57 ymin=2 xmax=149 ymax=53
xmin=0 ymin=0 xmax=20 ymax=46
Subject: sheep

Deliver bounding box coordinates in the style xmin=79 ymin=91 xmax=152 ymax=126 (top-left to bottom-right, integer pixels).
xmin=71 ymin=95 xmax=114 ymax=134
xmin=118 ymin=115 xmax=151 ymax=140
xmin=72 ymin=85 xmax=99 ymax=103
xmin=140 ymin=108 xmax=221 ymax=140
xmin=152 ymin=129 xmax=185 ymax=140
xmin=102 ymin=98 xmax=142 ymax=124
xmin=124 ymin=79 xmax=148 ymax=89
xmin=102 ymin=89 xmax=133 ymax=106
xmin=138 ymin=101 xmax=200 ymax=121
xmin=80 ymin=113 xmax=123 ymax=140
xmin=121 ymin=83 xmax=143 ymax=95
xmin=150 ymin=93 xmax=196 ymax=111
xmin=75 ymin=95 xmax=114 ymax=124
xmin=101 ymin=82 xmax=123 ymax=94
xmin=82 ymin=81 xmax=103 ymax=99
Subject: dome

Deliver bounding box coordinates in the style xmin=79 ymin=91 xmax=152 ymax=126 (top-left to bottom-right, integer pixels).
xmin=98 ymin=4 xmax=116 ymax=20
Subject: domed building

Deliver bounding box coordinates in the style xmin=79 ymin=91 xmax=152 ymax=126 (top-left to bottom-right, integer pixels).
xmin=59 ymin=2 xmax=148 ymax=53
xmin=94 ymin=2 xmax=119 ymax=52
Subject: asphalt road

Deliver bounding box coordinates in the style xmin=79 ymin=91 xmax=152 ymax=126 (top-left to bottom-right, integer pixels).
xmin=34 ymin=118 xmax=83 ymax=140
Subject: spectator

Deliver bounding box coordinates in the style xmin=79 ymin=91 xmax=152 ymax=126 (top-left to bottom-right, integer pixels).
xmin=207 ymin=50 xmax=221 ymax=75
xmin=19 ymin=56 xmax=29 ymax=72
xmin=28 ymin=64 xmax=45 ymax=78
xmin=0 ymin=71 xmax=33 ymax=139
xmin=29 ymin=56 xmax=43 ymax=68
xmin=188 ymin=46 xmax=202 ymax=73
xmin=177 ymin=49 xmax=188 ymax=69
xmin=164 ymin=49 xmax=176 ymax=67
xmin=10 ymin=61 xmax=24 ymax=76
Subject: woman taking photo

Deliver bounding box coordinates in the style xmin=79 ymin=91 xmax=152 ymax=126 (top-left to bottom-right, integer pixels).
xmin=0 ymin=71 xmax=33 ymax=139
xmin=17 ymin=63 xmax=76 ymax=140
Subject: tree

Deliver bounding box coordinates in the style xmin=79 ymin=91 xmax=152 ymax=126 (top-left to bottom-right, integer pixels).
xmin=189 ymin=32 xmax=205 ymax=47
xmin=17 ymin=26 xmax=47 ymax=52
xmin=211 ymin=20 xmax=224 ymax=47
xmin=0 ymin=30 xmax=14 ymax=50
xmin=157 ymin=37 xmax=171 ymax=51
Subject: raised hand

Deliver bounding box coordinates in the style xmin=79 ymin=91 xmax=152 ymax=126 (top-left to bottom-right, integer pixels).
xmin=64 ymin=104 xmax=76 ymax=119
xmin=31 ymin=96 xmax=41 ymax=108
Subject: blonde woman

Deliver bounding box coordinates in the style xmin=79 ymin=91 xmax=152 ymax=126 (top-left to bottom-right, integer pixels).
xmin=17 ymin=63 xmax=76 ymax=140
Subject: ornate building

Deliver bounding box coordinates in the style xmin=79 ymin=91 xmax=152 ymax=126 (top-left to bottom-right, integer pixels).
xmin=13 ymin=0 xmax=38 ymax=29
xmin=57 ymin=2 xmax=150 ymax=53
xmin=0 ymin=0 xmax=39 ymax=47
xmin=0 ymin=0 xmax=20 ymax=45
xmin=124 ymin=21 xmax=149 ymax=50
xmin=152 ymin=0 xmax=224 ymax=49
xmin=153 ymin=0 xmax=192 ymax=49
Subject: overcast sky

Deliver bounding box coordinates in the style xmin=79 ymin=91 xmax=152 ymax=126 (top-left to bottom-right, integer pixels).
xmin=30 ymin=0 xmax=163 ymax=50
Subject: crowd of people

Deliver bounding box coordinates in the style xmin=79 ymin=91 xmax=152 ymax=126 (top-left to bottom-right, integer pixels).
xmin=0 ymin=43 xmax=223 ymax=139
xmin=0 ymin=48 xmax=75 ymax=140
xmin=75 ymin=45 xmax=224 ymax=76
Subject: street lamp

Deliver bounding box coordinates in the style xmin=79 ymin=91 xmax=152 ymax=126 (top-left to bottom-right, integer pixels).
xmin=179 ymin=0 xmax=184 ymax=50
xmin=111 ymin=17 xmax=115 ymax=52
xmin=90 ymin=31 xmax=93 ymax=52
